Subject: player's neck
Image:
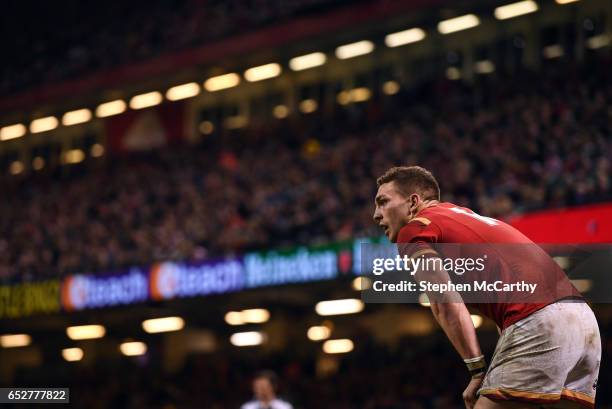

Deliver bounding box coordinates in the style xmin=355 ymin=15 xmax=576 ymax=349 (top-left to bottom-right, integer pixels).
xmin=404 ymin=199 xmax=439 ymax=224
xmin=421 ymin=199 xmax=440 ymax=209
xmin=411 ymin=200 xmax=439 ymax=218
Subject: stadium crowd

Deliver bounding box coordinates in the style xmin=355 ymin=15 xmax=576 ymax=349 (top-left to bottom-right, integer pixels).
xmin=2 ymin=0 xmax=360 ymax=97
xmin=1 ymin=59 xmax=611 ymax=281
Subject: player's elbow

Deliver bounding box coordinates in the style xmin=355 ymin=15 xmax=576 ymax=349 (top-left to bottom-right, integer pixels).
xmin=430 ymin=302 xmax=462 ymax=325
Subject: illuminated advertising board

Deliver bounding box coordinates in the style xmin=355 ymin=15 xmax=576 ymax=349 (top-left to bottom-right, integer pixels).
xmin=149 ymin=259 xmax=245 ymax=300
xmin=0 ymin=238 xmax=361 ymax=318
xmin=61 ymin=268 xmax=148 ymax=311
xmin=0 ymin=280 xmax=61 ymax=319
xmin=245 ymin=246 xmax=343 ymax=288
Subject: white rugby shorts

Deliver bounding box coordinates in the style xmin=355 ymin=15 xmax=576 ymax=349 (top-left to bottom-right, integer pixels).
xmin=478 ymin=301 xmax=601 ymax=408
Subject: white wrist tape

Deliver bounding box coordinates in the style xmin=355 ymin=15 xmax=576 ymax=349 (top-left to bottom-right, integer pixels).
xmin=464 ymin=355 xmax=485 ymax=364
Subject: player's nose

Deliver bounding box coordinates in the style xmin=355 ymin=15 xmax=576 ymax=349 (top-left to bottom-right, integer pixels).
xmin=373 ymin=208 xmax=382 ymax=224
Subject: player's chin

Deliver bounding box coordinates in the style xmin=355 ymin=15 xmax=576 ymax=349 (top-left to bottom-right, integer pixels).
xmin=387 ymin=230 xmax=398 ymax=243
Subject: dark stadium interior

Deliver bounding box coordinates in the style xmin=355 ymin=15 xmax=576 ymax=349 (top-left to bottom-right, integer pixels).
xmin=1 ymin=0 xmax=611 ymax=408
xmin=2 ymin=0 xmax=371 ymax=97
xmin=4 ymin=285 xmax=612 ymax=409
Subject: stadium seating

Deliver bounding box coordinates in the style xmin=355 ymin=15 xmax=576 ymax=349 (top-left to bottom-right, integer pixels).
xmin=0 ymin=60 xmax=610 ymax=281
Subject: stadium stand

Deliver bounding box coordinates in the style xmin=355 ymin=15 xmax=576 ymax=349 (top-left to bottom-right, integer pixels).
xmin=1 ymin=0 xmax=363 ymax=97
xmin=1 ymin=1 xmax=611 ymax=408
xmin=1 ymin=59 xmax=610 ymax=280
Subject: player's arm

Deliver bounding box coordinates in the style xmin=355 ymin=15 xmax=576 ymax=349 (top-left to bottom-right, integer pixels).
xmin=411 ymin=250 xmax=482 ymax=363
xmin=397 ymin=222 xmax=485 ymax=377
xmin=429 ymin=290 xmax=482 ymax=363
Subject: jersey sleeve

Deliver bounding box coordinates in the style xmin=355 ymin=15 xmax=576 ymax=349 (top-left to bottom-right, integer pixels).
xmin=396 ymin=217 xmax=441 ymax=258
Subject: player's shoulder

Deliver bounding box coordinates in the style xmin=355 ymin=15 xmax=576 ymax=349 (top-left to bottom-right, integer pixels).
xmin=241 ymin=401 xmax=259 ymax=409
xmin=397 ymin=216 xmax=441 ymax=243
xmin=398 ymin=216 xmax=431 ymax=236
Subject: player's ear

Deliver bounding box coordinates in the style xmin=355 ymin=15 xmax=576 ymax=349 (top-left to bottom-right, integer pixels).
xmin=409 ymin=192 xmax=420 ymax=207
xmin=406 ymin=193 xmax=420 ymax=216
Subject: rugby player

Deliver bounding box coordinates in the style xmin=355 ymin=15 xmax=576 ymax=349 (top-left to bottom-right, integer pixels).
xmin=373 ymin=166 xmax=601 ymax=409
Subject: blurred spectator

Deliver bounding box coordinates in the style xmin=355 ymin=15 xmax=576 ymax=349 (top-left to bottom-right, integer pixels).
xmin=241 ymin=370 xmax=294 ymax=409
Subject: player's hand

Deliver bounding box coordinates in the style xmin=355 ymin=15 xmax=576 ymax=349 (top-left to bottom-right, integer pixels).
xmin=462 ymin=374 xmax=484 ymax=409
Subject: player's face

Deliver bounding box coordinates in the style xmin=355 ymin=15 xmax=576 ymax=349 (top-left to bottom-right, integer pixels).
xmin=253 ymin=378 xmax=274 ymax=401
xmin=373 ymin=182 xmax=412 ymax=242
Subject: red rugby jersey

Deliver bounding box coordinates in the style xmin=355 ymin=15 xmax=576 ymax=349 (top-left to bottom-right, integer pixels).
xmin=397 ymin=202 xmax=582 ymax=330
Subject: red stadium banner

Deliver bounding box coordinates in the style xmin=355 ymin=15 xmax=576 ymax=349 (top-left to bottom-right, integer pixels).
xmin=509 ymin=204 xmax=612 ymax=243
xmin=104 ymin=101 xmax=185 ymax=153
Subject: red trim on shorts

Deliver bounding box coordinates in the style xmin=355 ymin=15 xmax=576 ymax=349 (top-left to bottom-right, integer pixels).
xmin=480 ymin=388 xmax=595 ymax=409
xmin=561 ymin=389 xmax=595 ymax=409
xmin=480 ymin=388 xmax=559 ymax=405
